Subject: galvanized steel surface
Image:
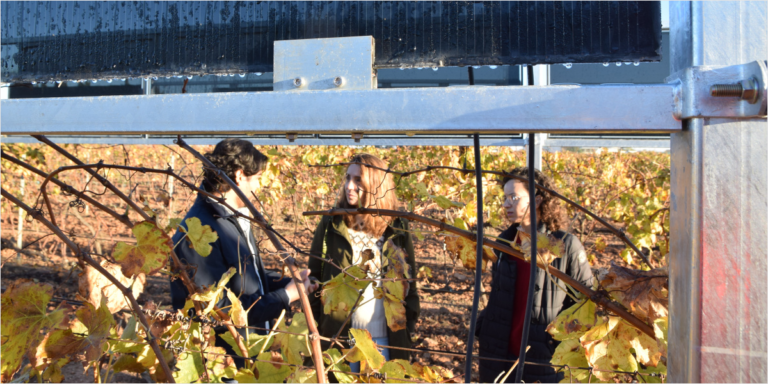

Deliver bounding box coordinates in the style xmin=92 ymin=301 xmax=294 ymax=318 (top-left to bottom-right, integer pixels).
xmin=0 ymin=84 xmax=680 ymax=135
xmin=668 ymin=1 xmax=768 ymax=382
xmin=1 ymin=1 xmax=662 ymax=82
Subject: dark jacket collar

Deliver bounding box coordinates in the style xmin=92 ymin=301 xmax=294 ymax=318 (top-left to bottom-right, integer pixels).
xmin=196 ymin=185 xmax=238 ymax=220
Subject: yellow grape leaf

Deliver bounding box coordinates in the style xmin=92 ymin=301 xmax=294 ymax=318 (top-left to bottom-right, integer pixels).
xmin=547 ymin=299 xmax=604 ymax=341
xmin=654 ymin=317 xmax=668 ymax=358
xmin=113 ymin=220 xmax=172 ymax=277
xmin=582 ymin=320 xmax=638 ymax=382
xmin=183 ymin=217 xmax=219 ymax=257
xmin=272 ymin=313 xmax=312 ymax=366
xmin=383 ymin=240 xmax=411 ymax=279
xmin=639 ymin=362 xmax=667 ymax=384
xmin=1 ymin=281 xmax=68 ymax=382
xmin=580 ymin=316 xmax=621 ymax=344
xmin=316 ymin=183 xmax=330 ymax=196
xmin=594 ymin=237 xmax=607 ymax=253
xmin=380 ymin=359 xmax=413 ymax=381
xmin=41 ymin=357 xmax=69 ymax=383
xmin=620 ymin=321 xmax=662 ymax=368
xmin=550 ymin=339 xmax=590 ymax=383
xmin=443 ymin=234 xmax=497 ymax=272
xmin=417 ymin=266 xmax=433 ymax=280
xmin=515 ymin=230 xmax=564 ymax=265
xmin=189 ymin=267 xmax=237 ymax=315
xmin=219 ymin=331 xmax=273 ymax=358
xmin=78 ymin=259 xmax=145 ymax=314
xmin=382 ymin=291 xmax=407 ymax=332
xmin=599 ymin=262 xmax=668 ymax=323
xmin=36 ymin=296 xmax=115 ymax=363
xmin=234 ymin=368 xmax=259 ymax=383
xmin=112 ymin=354 xmax=147 ymax=374
xmin=345 ymin=329 xmax=385 ymax=372
xmin=206 ymin=346 xmax=238 ymax=383
xmin=414 ymin=182 xmax=429 ymax=197
xmin=321 ymin=265 xmax=370 ymax=315
xmin=323 ymin=348 xmax=356 ymax=383
xmin=431 ymin=195 xmax=465 ymax=210
xmin=164 ymin=217 xmax=183 ymax=233
xmin=410 ymin=362 xmax=455 ymax=383
xmin=225 ymin=288 xmax=249 ymax=327
xmin=251 ymin=352 xmax=294 ymax=383
xmin=288 ymin=367 xmax=318 ymax=383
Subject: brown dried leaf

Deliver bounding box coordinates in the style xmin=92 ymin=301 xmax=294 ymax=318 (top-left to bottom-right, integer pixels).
xmin=599 ymin=262 xmax=668 ymax=323
xmin=78 ymin=259 xmax=146 ymax=314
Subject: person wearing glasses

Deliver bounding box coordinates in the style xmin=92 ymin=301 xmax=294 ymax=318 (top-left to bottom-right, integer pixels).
xmin=477 ymin=167 xmax=595 ymax=383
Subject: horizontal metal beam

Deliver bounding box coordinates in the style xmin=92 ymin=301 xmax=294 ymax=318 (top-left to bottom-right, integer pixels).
xmin=0 ymin=135 xmax=528 ymax=147
xmin=0 ymin=84 xmax=680 ymax=136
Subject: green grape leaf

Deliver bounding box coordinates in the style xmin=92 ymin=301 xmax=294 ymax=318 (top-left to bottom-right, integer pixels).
xmin=431 ymin=195 xmax=464 ymax=210
xmin=206 ymin=346 xmax=238 ymax=383
xmin=345 ymin=328 xmax=385 ymax=372
xmin=272 ymin=313 xmax=312 ymax=366
xmin=183 ymin=217 xmax=219 ymax=257
xmin=251 ymin=352 xmax=294 ymax=383
xmin=414 ymin=182 xmax=429 ymax=197
xmin=219 ymin=332 xmax=273 ymax=358
xmin=323 ymin=348 xmax=356 ymax=383
xmin=321 ymin=265 xmax=370 ymax=315
xmin=547 ymin=299 xmax=603 ymax=341
xmin=380 ymin=359 xmax=411 ymax=381
xmin=1 ymin=281 xmax=68 ymax=382
xmin=653 ymin=317 xmax=668 ymax=358
xmin=113 ymin=220 xmax=172 ymax=277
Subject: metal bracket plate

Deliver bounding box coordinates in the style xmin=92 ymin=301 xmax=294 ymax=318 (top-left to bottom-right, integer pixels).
xmin=669 ymin=60 xmax=768 ymax=119
xmin=273 ymin=36 xmax=375 ymax=92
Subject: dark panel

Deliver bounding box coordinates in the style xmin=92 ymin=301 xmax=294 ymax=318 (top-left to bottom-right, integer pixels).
xmin=1 ymin=1 xmax=661 ymax=83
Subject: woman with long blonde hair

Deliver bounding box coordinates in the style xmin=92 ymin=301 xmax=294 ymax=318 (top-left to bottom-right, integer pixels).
xmin=308 ymin=153 xmax=420 ymax=376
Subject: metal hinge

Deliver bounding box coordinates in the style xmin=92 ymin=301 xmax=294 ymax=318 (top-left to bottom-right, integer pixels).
xmin=668 ymin=60 xmax=768 ymax=119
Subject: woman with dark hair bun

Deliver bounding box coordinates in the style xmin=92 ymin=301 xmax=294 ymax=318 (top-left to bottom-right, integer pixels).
xmin=170 ymin=139 xmax=318 ymax=369
xmin=307 ymin=153 xmax=420 ymax=377
xmin=477 ymin=167 xmax=594 ymax=383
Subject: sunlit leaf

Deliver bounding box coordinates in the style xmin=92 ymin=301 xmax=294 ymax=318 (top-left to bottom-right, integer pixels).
xmin=550 ymin=339 xmax=590 ymax=382
xmin=288 ymin=367 xmax=318 ymax=383
xmin=272 ymin=313 xmax=312 ymax=366
xmin=78 ymin=259 xmax=145 ymax=314
xmin=321 ymin=265 xmax=370 ymax=315
xmin=547 ymin=299 xmax=604 ymax=341
xmin=219 ymin=332 xmax=272 ymax=358
xmin=323 ymin=348 xmax=356 ymax=383
xmin=1 ymin=281 xmax=68 ymax=382
xmin=251 ymin=352 xmax=294 ymax=383
xmin=36 ymin=295 xmax=115 ymax=363
xmin=345 ymin=329 xmax=385 ymax=372
xmin=653 ymin=317 xmax=668 ymax=358
xmin=113 ymin=220 xmax=172 ymax=277
xmin=189 ymin=267 xmax=236 ymax=315
xmin=599 ymin=262 xmax=668 ymax=323
xmin=183 ymin=217 xmax=219 ymax=257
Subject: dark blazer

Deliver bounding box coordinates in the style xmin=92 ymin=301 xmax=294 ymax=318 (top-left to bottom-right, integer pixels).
xmin=170 ymin=192 xmax=292 ymax=333
xmin=307 ymin=215 xmax=420 ymax=362
xmin=477 ymin=223 xmax=595 ymax=383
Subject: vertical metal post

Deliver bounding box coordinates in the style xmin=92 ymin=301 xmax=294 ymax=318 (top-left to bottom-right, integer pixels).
xmin=168 ymin=154 xmax=175 ymax=217
xmin=464 ymin=133 xmax=484 ymax=381
xmin=525 ymin=66 xmax=544 ymax=170
xmin=514 ymin=134 xmax=539 ymax=383
xmin=669 ymin=2 xmax=767 ymax=382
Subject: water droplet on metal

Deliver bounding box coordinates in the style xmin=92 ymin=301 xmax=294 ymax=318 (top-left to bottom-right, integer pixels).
xmin=489 ymin=65 xmax=498 ymax=69
xmin=603 ymin=62 xmax=610 ymax=67
xmin=187 ymin=76 xmax=194 ymax=79
xmin=472 ymin=66 xmax=481 ymax=69
xmin=229 ymin=74 xmax=235 ymax=77
xmin=563 ymin=63 xmax=572 ymax=69
xmin=432 ymin=66 xmax=438 ymax=71
xmin=633 ymin=61 xmax=640 ymax=66
xmin=615 ymin=62 xmax=622 ymax=67
xmin=91 ymin=79 xmax=97 ymax=83
xmin=31 ymin=81 xmax=37 ymax=85
xmin=416 ymin=67 xmax=423 ymax=70
xmin=107 ymin=79 xmax=113 ymax=83
xmin=255 ymin=72 xmax=263 ymax=76
xmin=152 ymin=76 xmax=158 ymax=80
xmin=239 ymin=74 xmax=246 ymax=78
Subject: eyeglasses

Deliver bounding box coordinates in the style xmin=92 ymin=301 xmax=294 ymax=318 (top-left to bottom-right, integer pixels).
xmin=504 ymin=194 xmax=525 ymax=204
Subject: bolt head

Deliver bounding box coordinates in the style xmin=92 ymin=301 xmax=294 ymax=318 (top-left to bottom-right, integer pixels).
xmin=293 ymin=78 xmax=303 ymax=87
xmin=741 ymin=77 xmax=760 ymax=104
xmin=334 ymin=76 xmax=345 ymax=87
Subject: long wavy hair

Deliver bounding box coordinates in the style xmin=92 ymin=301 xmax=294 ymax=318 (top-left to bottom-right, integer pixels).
xmin=502 ymin=167 xmax=568 ymax=232
xmin=202 ymin=139 xmax=268 ymax=193
xmin=336 ymin=154 xmax=399 ymax=236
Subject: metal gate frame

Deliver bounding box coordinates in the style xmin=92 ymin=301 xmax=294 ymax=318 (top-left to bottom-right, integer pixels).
xmin=1 ymin=1 xmax=766 ymax=382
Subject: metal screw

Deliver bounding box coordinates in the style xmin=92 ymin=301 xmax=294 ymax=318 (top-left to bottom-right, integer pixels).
xmin=710 ymin=77 xmax=760 ymax=104
xmin=293 ymin=77 xmax=303 ymax=88
xmin=333 ymin=76 xmax=345 ymax=87
xmin=351 ymin=133 xmax=363 ymax=143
